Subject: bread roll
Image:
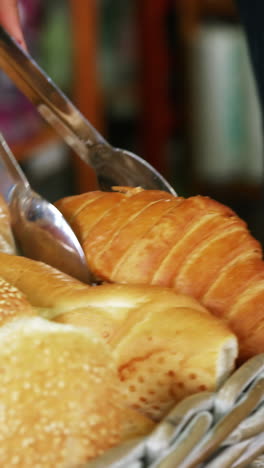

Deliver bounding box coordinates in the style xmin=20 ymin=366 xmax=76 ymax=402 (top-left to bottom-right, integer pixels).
xmin=0 ymin=194 xmax=17 ymax=254
xmin=0 ymin=317 xmax=154 ymax=467
xmin=0 ymin=252 xmax=237 ymax=420
xmin=55 ymin=285 xmax=238 ymax=420
xmin=55 ymin=187 xmax=264 ymax=360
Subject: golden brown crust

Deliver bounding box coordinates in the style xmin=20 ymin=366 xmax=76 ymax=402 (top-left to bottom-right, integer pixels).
xmin=203 ymin=255 xmax=264 ymax=318
xmin=55 ymin=189 xmax=176 ymax=281
xmin=57 ymin=191 xmax=124 ymax=246
xmin=0 ymin=317 xmax=154 ymax=467
xmin=55 ymin=188 xmax=264 ymax=360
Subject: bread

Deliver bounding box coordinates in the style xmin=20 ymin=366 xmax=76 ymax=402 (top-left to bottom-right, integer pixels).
xmin=0 ymin=276 xmax=34 ymax=326
xmin=0 ymin=252 xmax=238 ymax=420
xmin=55 ymin=187 xmax=264 ymax=361
xmin=55 ymin=284 xmax=238 ymax=420
xmin=0 ymin=251 xmax=91 ymax=314
xmin=0 ymin=194 xmax=17 ymax=254
xmin=0 ymin=317 xmax=154 ymax=467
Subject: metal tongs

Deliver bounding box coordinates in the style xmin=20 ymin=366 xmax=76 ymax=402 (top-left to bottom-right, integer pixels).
xmin=0 ymin=27 xmax=176 ymax=195
xmin=0 ymin=132 xmax=91 ymax=282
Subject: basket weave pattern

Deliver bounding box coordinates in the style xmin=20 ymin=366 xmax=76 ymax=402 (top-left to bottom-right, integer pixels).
xmin=86 ymin=354 xmax=264 ymax=468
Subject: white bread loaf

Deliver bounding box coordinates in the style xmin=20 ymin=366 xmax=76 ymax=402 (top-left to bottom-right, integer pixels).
xmin=0 ymin=252 xmax=238 ymax=420
xmin=0 ymin=317 xmax=154 ymax=467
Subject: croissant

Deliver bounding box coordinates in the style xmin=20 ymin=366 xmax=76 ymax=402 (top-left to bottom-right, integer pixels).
xmin=55 ymin=187 xmax=264 ymax=361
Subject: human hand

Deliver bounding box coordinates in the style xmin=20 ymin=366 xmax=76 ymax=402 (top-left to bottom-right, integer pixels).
xmin=0 ymin=0 xmax=26 ymax=49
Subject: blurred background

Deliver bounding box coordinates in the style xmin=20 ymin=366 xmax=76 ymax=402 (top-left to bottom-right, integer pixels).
xmin=2 ymin=0 xmax=264 ymax=244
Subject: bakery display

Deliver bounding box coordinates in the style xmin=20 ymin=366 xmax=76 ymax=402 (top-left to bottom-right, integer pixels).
xmin=56 ymin=187 xmax=264 ymax=361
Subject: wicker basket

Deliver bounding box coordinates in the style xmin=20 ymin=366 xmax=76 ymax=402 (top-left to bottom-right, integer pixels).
xmin=85 ymin=354 xmax=264 ymax=468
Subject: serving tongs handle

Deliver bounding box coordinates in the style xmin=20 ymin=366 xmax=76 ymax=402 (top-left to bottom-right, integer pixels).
xmin=0 ymin=26 xmax=108 ymax=165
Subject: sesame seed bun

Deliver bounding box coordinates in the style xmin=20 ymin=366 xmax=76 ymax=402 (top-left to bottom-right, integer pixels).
xmin=0 ymin=317 xmax=153 ymax=467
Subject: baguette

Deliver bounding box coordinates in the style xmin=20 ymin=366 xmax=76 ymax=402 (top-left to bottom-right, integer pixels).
xmin=55 ymin=187 xmax=264 ymax=360
xmin=0 ymin=252 xmax=238 ymax=420
xmin=0 ymin=317 xmax=154 ymax=467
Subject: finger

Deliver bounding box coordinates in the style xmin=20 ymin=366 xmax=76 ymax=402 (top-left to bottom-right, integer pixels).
xmin=0 ymin=0 xmax=27 ymax=50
